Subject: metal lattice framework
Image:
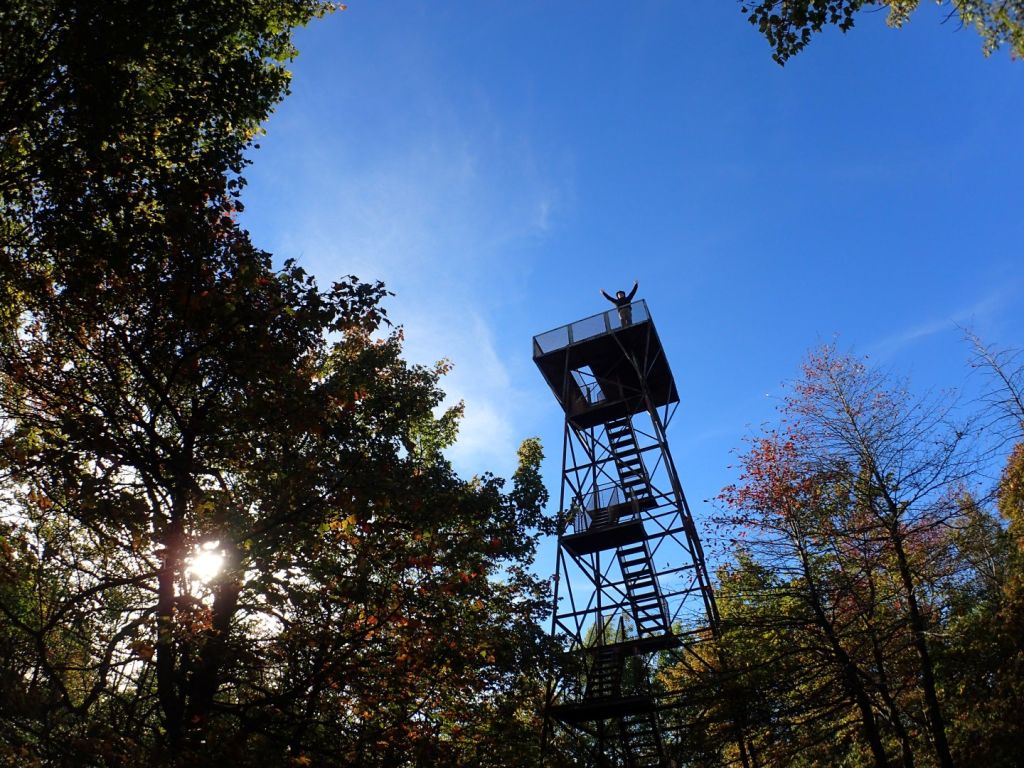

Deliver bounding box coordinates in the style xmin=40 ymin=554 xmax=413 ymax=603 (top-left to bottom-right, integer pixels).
xmin=535 ymin=301 xmax=746 ymax=768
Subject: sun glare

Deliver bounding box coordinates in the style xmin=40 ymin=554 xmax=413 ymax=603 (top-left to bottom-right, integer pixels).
xmin=187 ymin=541 xmax=224 ymax=584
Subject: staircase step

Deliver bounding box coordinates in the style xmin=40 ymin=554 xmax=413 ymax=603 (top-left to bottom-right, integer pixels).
xmin=624 ymin=570 xmax=655 ymax=581
xmin=622 ymin=589 xmax=655 ymax=602
xmin=620 ymin=558 xmax=650 ymax=570
xmin=620 ymin=555 xmax=650 ymax=565
xmin=636 ymin=608 xmax=667 ymax=620
xmin=633 ymin=600 xmax=662 ymax=610
xmin=636 ymin=614 xmax=666 ymax=624
xmin=636 ymin=621 xmax=667 ymax=632
xmin=620 ymin=561 xmax=651 ymax=572
xmin=619 ymin=550 xmax=648 ymax=560
xmin=635 ymin=609 xmax=663 ymax=619
xmin=625 ymin=574 xmax=655 ymax=585
xmin=636 ymin=626 xmax=667 ymax=637
xmin=630 ymin=591 xmax=660 ymax=603
xmin=622 ymin=486 xmax=650 ymax=499
xmin=632 ymin=597 xmax=663 ymax=608
xmin=626 ymin=582 xmax=656 ymax=594
xmin=623 ymin=572 xmax=652 ymax=583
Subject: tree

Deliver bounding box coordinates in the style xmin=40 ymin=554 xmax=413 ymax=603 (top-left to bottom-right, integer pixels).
xmin=709 ymin=345 xmax=994 ymax=768
xmin=716 ymin=435 xmax=912 ymax=768
xmin=933 ymin=338 xmax=1024 ymax=766
xmin=967 ymin=332 xmax=1024 ymax=447
xmin=741 ymin=0 xmax=1024 ymax=64
xmin=1 ymin=3 xmax=566 ymax=765
xmin=785 ymin=346 xmax=985 ymax=767
xmin=0 ymin=209 xmax=559 ymax=765
xmin=1 ymin=0 xmax=335 ymax=330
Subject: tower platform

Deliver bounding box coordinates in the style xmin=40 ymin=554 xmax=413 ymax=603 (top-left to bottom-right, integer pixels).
xmin=549 ymin=694 xmax=657 ymax=725
xmin=532 ymin=301 xmax=678 ymax=429
xmin=562 ymin=516 xmax=647 ymax=556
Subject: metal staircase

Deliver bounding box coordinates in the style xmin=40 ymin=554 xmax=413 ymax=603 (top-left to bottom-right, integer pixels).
xmin=586 ymin=645 xmax=623 ymax=701
xmin=604 ymin=415 xmax=670 ymax=639
xmin=622 ymin=711 xmax=666 ymax=768
xmin=605 ymin=416 xmax=654 ymax=510
xmin=617 ymin=540 xmax=669 ymax=638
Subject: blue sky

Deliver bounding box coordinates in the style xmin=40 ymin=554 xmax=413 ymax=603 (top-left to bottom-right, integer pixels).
xmin=241 ymin=1 xmax=1024 ymax=570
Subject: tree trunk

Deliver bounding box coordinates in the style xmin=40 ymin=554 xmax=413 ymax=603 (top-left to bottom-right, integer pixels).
xmin=184 ymin=550 xmax=242 ymax=741
xmin=863 ymin=569 xmax=915 ymax=768
xmin=157 ymin=517 xmax=184 ymax=748
xmin=890 ymin=527 xmax=954 ymax=768
xmin=800 ymin=545 xmax=889 ymax=768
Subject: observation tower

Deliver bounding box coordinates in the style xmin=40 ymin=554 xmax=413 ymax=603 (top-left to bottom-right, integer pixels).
xmin=534 ymin=299 xmax=735 ymax=767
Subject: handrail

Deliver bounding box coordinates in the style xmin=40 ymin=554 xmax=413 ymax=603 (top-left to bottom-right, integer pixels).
xmin=568 ymin=482 xmax=643 ymax=535
xmin=532 ymin=300 xmax=650 ymax=357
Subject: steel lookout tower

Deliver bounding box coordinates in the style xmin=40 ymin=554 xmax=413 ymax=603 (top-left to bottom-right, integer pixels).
xmin=535 ymin=298 xmax=739 ymax=767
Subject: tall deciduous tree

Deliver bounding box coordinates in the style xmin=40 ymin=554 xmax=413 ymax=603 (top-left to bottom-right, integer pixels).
xmin=934 ymin=338 xmax=1024 ymax=766
xmin=711 ymin=346 xmax=987 ymax=768
xmin=1 ymin=0 xmax=336 ymax=341
xmin=716 ymin=436 xmax=908 ymax=768
xmin=1 ymin=3 xmax=565 ymax=765
xmin=0 ymin=208 xmax=559 ymax=766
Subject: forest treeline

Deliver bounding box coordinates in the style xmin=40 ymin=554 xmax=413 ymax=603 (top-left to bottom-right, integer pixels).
xmin=657 ymin=342 xmax=1024 ymax=768
xmin=2 ymin=2 xmax=1021 ymax=767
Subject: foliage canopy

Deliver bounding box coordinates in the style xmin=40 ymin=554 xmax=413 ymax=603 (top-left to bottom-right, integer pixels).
xmin=0 ymin=2 xmax=563 ymax=766
xmin=741 ymin=0 xmax=1024 ymax=63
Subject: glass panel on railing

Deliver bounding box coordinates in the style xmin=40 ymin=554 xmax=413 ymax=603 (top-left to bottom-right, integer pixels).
xmin=569 ymin=313 xmax=607 ymax=343
xmin=573 ymin=509 xmax=591 ymax=535
xmin=533 ymin=300 xmax=651 ymax=356
xmin=606 ymin=301 xmax=648 ymax=330
xmin=632 ymin=301 xmax=649 ymax=323
xmin=534 ymin=326 xmax=570 ymax=354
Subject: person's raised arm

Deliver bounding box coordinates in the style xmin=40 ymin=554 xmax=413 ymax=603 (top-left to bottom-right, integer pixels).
xmin=625 ymin=281 xmax=638 ymax=302
xmin=600 ymin=289 xmax=615 ymax=303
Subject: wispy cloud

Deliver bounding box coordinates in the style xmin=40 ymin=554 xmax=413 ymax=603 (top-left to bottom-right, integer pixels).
xmin=865 ymin=285 xmax=1016 ymax=361
xmin=399 ymin=306 xmax=519 ymax=476
xmin=245 ymin=118 xmax=565 ymax=479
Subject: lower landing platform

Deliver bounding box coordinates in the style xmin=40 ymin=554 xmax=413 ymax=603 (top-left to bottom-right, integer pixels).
xmin=562 ymin=518 xmax=647 ymax=556
xmin=549 ymin=694 xmax=656 ymax=725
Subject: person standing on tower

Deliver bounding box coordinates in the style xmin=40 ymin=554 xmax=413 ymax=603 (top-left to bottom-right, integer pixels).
xmin=601 ymin=281 xmax=638 ymax=326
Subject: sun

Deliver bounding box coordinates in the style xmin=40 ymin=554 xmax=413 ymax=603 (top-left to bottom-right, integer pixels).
xmin=187 ymin=541 xmax=224 ymax=584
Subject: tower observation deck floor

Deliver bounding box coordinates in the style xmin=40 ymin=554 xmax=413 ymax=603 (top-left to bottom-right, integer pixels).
xmin=532 ymin=301 xmax=678 ymax=429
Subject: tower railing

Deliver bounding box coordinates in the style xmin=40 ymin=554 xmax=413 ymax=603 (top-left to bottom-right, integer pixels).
xmin=569 ymin=483 xmax=641 ymax=533
xmin=533 ymin=300 xmax=651 ymax=357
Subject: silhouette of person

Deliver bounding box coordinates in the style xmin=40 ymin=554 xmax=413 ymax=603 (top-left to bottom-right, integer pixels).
xmin=601 ymin=281 xmax=638 ymax=326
